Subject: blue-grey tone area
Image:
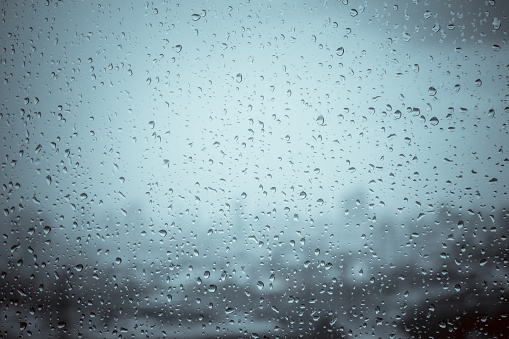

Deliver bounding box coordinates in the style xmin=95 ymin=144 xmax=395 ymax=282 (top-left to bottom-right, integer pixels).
xmin=1 ymin=0 xmax=508 ymax=338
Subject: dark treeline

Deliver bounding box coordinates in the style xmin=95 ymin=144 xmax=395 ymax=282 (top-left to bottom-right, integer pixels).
xmin=1 ymin=202 xmax=508 ymax=338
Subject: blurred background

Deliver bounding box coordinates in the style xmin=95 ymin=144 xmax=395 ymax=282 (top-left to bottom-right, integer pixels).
xmin=1 ymin=0 xmax=508 ymax=337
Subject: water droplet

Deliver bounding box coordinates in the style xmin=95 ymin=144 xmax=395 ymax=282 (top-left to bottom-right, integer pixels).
xmin=191 ymin=14 xmax=201 ymax=21
xmin=257 ymin=281 xmax=264 ymax=290
xmin=493 ymin=17 xmax=501 ymax=30
xmin=336 ymin=47 xmax=344 ymax=56
xmin=173 ymin=45 xmax=182 ymax=53
xmin=299 ymin=191 xmax=307 ymax=199
xmin=316 ymin=115 xmax=325 ymax=125
xmin=159 ymin=230 xmax=167 ymax=237
xmin=350 ymin=9 xmax=358 ymax=17
xmin=74 ymin=264 xmax=83 ymax=272
xmin=454 ymin=284 xmax=461 ymax=292
xmin=115 ymin=257 xmax=122 ymax=265
xmin=429 ymin=117 xmax=439 ymax=126
xmin=428 ymin=87 xmax=437 ymax=96
xmin=236 ymin=73 xmax=242 ymax=83
xmin=241 ymin=192 xmax=247 ymax=199
xmin=474 ymin=79 xmax=482 ymax=87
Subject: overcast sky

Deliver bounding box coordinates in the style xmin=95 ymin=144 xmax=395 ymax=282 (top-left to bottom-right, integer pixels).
xmin=1 ymin=0 xmax=507 ymax=233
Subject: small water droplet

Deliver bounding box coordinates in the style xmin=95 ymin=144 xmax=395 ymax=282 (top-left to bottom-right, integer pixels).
xmin=336 ymin=47 xmax=344 ymax=56
xmin=493 ymin=17 xmax=501 ymax=30
xmin=236 ymin=73 xmax=242 ymax=83
xmin=257 ymin=281 xmax=264 ymax=290
xmin=429 ymin=117 xmax=439 ymax=125
xmin=350 ymin=9 xmax=358 ymax=17
xmin=191 ymin=14 xmax=201 ymax=21
xmin=428 ymin=87 xmax=437 ymax=96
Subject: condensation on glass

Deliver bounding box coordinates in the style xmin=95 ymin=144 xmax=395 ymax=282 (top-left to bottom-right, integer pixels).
xmin=1 ymin=1 xmax=508 ymax=338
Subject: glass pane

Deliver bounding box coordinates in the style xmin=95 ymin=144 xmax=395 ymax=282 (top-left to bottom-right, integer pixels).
xmin=1 ymin=1 xmax=507 ymax=337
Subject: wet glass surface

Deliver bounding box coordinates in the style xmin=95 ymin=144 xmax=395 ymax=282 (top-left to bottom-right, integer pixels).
xmin=1 ymin=1 xmax=508 ymax=338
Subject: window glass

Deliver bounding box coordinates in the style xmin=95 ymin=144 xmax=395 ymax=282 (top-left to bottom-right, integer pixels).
xmin=1 ymin=1 xmax=508 ymax=337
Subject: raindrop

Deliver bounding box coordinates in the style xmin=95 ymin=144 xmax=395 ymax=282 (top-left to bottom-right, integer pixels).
xmin=316 ymin=115 xmax=325 ymax=125
xmin=428 ymin=87 xmax=437 ymax=96
xmin=350 ymin=9 xmax=358 ymax=17
xmin=474 ymin=79 xmax=482 ymax=87
xmin=191 ymin=14 xmax=201 ymax=21
xmin=493 ymin=17 xmax=501 ymax=30
xmin=236 ymin=73 xmax=242 ymax=83
xmin=336 ymin=47 xmax=344 ymax=56
xmin=115 ymin=257 xmax=122 ymax=265
xmin=257 ymin=281 xmax=264 ymax=290
xmin=299 ymin=191 xmax=307 ymax=199
xmin=429 ymin=117 xmax=439 ymax=126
